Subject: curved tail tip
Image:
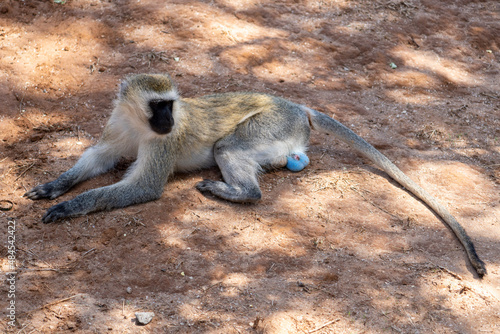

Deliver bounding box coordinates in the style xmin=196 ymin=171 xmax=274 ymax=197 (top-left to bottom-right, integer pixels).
xmin=471 ymin=256 xmax=487 ymax=278
xmin=475 ymin=265 xmax=487 ymax=278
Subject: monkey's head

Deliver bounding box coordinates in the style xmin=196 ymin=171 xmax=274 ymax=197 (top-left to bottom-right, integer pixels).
xmin=116 ymin=74 xmax=180 ymax=136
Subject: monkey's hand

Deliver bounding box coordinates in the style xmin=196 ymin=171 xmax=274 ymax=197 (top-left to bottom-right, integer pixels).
xmin=25 ymin=181 xmax=68 ymax=200
xmin=42 ymin=201 xmax=73 ymax=223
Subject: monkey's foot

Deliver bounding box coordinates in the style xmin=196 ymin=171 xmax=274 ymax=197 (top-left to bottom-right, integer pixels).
xmin=286 ymin=153 xmax=309 ymax=172
xmin=196 ymin=179 xmax=262 ymax=203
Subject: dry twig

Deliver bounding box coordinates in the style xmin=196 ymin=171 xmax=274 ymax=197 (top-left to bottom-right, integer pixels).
xmin=307 ymin=318 xmax=340 ymax=333
xmin=19 ymin=294 xmax=82 ymax=317
xmin=15 ymin=162 xmax=35 ymax=181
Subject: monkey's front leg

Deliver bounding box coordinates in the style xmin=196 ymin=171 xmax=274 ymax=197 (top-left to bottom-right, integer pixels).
xmin=25 ymin=144 xmax=122 ymax=200
xmin=42 ymin=180 xmax=163 ymax=223
xmin=42 ymin=141 xmax=174 ymax=223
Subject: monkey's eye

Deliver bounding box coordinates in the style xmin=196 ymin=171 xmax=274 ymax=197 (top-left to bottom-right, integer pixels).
xmin=149 ymin=99 xmax=173 ymax=112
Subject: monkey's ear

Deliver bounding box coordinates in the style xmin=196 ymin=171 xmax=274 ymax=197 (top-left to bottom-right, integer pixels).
xmin=118 ymin=80 xmax=129 ymax=98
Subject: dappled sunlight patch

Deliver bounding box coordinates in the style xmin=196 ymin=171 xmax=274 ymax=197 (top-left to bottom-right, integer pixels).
xmin=335 ymin=22 xmax=369 ymax=36
xmin=155 ymin=2 xmax=285 ymax=48
xmin=391 ymin=46 xmax=484 ymax=86
xmin=177 ymin=301 xmax=203 ymax=323
xmin=205 ymin=19 xmax=284 ymax=45
xmin=219 ymin=43 xmax=271 ymax=75
xmin=1 ymin=19 xmax=106 ymax=92
xmin=259 ymin=311 xmax=301 ymax=334
xmin=224 ymin=272 xmax=251 ymax=286
xmin=339 ymin=233 xmax=404 ymax=260
xmin=158 ymin=227 xmax=190 ymax=249
xmin=219 ymin=42 xmax=312 ymax=83
xmin=417 ymin=161 xmax=489 ymax=199
xmin=51 ymin=137 xmax=91 ymax=158
xmin=218 ymin=34 xmax=338 ymax=82
xmin=405 ymin=159 xmax=499 ymax=238
xmin=126 ymin=25 xmax=170 ymax=49
xmin=385 ymin=88 xmax=438 ymax=105
xmin=226 ymin=219 xmax=309 ymax=257
xmin=246 ymin=58 xmax=312 ymax=84
xmin=214 ymin=0 xmax=264 ymax=11
xmin=383 ymin=69 xmax=441 ymax=89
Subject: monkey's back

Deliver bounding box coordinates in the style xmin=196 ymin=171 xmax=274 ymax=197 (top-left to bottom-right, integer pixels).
xmin=172 ymin=92 xmax=310 ymax=172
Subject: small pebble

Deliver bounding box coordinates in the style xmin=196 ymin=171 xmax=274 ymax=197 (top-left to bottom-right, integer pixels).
xmin=135 ymin=312 xmax=155 ymax=325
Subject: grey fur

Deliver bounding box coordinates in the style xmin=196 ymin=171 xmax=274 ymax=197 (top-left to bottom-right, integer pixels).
xmin=25 ymin=73 xmax=486 ymax=277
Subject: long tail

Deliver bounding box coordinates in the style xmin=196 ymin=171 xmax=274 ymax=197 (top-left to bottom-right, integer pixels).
xmin=304 ymin=107 xmax=486 ymax=277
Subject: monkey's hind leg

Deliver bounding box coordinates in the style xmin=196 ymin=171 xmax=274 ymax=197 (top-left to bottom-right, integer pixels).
xmin=196 ymin=141 xmax=265 ymax=203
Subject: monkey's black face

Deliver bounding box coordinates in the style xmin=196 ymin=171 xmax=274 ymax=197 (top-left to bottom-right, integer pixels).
xmin=148 ymin=99 xmax=175 ymax=135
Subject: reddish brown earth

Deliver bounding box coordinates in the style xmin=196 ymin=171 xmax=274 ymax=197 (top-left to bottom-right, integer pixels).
xmin=1 ymin=0 xmax=499 ymax=333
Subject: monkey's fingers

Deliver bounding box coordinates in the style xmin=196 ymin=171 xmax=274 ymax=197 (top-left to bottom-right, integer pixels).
xmin=42 ymin=202 xmax=71 ymax=223
xmin=25 ymin=182 xmax=67 ymax=200
xmin=25 ymin=184 xmax=54 ymax=200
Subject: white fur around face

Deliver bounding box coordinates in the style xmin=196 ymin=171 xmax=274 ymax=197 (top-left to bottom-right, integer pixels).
xmin=112 ymin=89 xmax=181 ymax=142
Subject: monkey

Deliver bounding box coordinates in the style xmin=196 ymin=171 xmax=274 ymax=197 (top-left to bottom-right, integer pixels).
xmin=25 ymin=73 xmax=486 ymax=277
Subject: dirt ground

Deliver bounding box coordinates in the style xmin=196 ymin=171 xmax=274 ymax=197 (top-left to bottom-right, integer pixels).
xmin=1 ymin=0 xmax=499 ymax=333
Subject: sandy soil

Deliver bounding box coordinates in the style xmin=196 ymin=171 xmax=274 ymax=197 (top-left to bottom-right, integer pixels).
xmin=1 ymin=0 xmax=499 ymax=333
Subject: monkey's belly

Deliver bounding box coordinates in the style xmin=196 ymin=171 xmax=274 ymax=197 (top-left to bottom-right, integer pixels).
xmin=250 ymin=140 xmax=308 ymax=166
xmin=174 ymin=146 xmax=216 ymax=172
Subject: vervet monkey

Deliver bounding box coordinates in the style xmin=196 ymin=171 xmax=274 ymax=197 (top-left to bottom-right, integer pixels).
xmin=25 ymin=73 xmax=486 ymax=277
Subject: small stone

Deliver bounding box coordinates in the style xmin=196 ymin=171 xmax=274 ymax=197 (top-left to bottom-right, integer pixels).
xmin=126 ymin=287 xmax=132 ymax=294
xmin=135 ymin=312 xmax=155 ymax=325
